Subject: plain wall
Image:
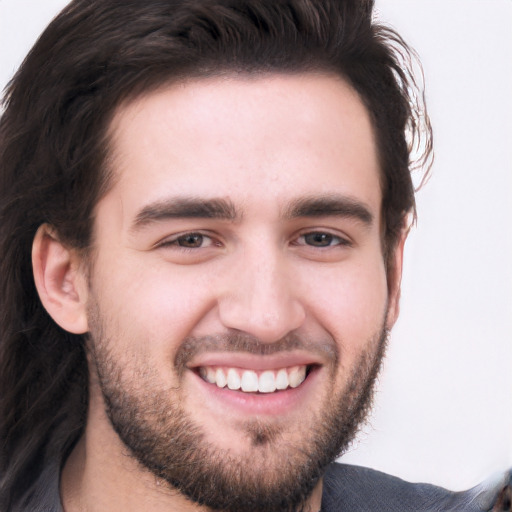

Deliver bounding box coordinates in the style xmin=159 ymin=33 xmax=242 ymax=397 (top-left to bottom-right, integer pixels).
xmin=1 ymin=0 xmax=511 ymax=491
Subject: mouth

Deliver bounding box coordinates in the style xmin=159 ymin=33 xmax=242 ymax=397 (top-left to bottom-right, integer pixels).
xmin=195 ymin=364 xmax=315 ymax=394
xmin=186 ymin=354 xmax=325 ymax=417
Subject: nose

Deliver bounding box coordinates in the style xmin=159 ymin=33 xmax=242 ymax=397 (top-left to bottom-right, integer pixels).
xmin=217 ymin=248 xmax=306 ymax=343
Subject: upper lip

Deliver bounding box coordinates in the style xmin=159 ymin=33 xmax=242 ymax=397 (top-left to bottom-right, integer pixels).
xmin=186 ymin=350 xmax=325 ymax=372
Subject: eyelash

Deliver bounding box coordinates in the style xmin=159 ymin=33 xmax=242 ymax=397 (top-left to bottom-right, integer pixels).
xmin=158 ymin=230 xmax=351 ymax=251
xmin=158 ymin=232 xmax=217 ymax=250
xmin=294 ymin=231 xmax=351 ymax=248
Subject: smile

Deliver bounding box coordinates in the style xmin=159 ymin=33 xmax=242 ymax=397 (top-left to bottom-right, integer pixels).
xmin=198 ymin=365 xmax=309 ymax=393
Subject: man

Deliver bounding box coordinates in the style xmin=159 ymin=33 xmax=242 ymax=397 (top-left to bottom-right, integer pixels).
xmin=0 ymin=0 xmax=510 ymax=511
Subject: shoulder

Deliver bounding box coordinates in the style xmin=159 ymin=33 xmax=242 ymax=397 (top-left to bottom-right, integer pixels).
xmin=321 ymin=462 xmax=512 ymax=512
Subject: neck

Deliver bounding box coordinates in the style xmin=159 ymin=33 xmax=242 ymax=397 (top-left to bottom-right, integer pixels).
xmin=60 ymin=425 xmax=209 ymax=512
xmin=60 ymin=413 xmax=324 ymax=512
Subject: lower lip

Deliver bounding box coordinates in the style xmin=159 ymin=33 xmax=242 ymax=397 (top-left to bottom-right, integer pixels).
xmin=189 ymin=367 xmax=321 ymax=417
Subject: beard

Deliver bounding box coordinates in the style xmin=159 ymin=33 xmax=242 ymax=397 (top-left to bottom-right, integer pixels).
xmin=87 ymin=303 xmax=388 ymax=512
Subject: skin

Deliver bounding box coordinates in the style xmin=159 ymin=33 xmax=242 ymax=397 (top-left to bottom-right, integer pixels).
xmin=33 ymin=73 xmax=406 ymax=511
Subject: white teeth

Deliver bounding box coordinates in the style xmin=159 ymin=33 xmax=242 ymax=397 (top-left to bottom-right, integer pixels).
xmin=258 ymin=371 xmax=276 ymax=393
xmin=199 ymin=365 xmax=309 ymax=393
xmin=200 ymin=367 xmax=217 ymax=384
xmin=275 ymin=369 xmax=288 ymax=390
xmin=288 ymin=366 xmax=306 ymax=388
xmin=241 ymin=370 xmax=259 ymax=392
xmin=227 ymin=368 xmax=241 ymax=390
xmin=215 ymin=368 xmax=227 ymax=388
xmin=205 ymin=367 xmax=216 ymax=384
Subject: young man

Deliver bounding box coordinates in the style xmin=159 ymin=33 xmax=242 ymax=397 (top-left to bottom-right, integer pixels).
xmin=0 ymin=1 xmax=510 ymax=511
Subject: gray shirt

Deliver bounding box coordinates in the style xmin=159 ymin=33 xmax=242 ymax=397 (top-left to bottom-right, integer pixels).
xmin=10 ymin=460 xmax=512 ymax=511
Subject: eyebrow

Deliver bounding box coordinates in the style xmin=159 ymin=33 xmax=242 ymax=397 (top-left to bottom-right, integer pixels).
xmin=131 ymin=197 xmax=240 ymax=230
xmin=131 ymin=193 xmax=374 ymax=232
xmin=284 ymin=194 xmax=374 ymax=225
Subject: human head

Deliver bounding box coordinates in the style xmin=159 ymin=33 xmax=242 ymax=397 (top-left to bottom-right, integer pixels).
xmin=0 ymin=0 xmax=432 ymax=508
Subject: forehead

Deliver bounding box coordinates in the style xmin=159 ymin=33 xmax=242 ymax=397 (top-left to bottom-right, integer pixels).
xmin=104 ymin=73 xmax=381 ymax=222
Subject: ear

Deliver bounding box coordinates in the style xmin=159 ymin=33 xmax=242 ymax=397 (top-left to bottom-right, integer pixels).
xmin=32 ymin=224 xmax=89 ymax=334
xmin=385 ymin=224 xmax=409 ymax=330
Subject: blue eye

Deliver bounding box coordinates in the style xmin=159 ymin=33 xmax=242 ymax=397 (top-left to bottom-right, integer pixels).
xmin=160 ymin=232 xmax=215 ymax=249
xmin=302 ymin=232 xmax=342 ymax=247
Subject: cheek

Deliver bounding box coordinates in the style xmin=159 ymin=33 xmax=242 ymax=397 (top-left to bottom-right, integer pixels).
xmin=302 ymin=259 xmax=388 ymax=350
xmin=89 ymin=254 xmax=217 ymax=360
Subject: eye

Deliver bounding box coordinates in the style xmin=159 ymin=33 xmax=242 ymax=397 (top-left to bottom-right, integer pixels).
xmin=159 ymin=232 xmax=216 ymax=249
xmin=298 ymin=231 xmax=349 ymax=248
xmin=175 ymin=233 xmax=208 ymax=248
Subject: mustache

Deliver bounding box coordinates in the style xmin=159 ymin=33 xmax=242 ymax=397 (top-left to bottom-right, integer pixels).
xmin=174 ymin=331 xmax=339 ymax=370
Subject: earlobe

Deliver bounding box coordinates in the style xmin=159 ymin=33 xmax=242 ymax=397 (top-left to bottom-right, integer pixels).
xmin=32 ymin=224 xmax=89 ymax=334
xmin=385 ymin=225 xmax=409 ymax=330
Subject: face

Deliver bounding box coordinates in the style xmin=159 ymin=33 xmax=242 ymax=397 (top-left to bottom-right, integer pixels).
xmin=83 ymin=74 xmax=402 ymax=512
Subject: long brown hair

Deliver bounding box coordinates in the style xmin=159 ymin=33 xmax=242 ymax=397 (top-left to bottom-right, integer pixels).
xmin=0 ymin=0 xmax=432 ymax=507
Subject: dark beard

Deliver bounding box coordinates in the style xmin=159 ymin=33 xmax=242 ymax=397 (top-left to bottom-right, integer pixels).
xmin=89 ymin=319 xmax=387 ymax=512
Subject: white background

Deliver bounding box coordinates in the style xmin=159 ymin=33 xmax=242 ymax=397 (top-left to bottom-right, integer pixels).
xmin=1 ymin=0 xmax=511 ymax=491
